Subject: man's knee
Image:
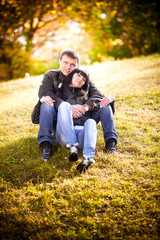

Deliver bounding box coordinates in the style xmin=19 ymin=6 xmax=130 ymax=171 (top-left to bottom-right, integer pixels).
xmin=40 ymin=103 xmax=56 ymax=120
xmin=41 ymin=102 xmax=54 ymax=113
xmin=100 ymin=104 xmax=113 ymax=116
xmin=101 ymin=104 xmax=112 ymax=112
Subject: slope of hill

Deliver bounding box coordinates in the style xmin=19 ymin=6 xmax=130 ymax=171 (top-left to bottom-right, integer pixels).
xmin=0 ymin=54 xmax=159 ymax=240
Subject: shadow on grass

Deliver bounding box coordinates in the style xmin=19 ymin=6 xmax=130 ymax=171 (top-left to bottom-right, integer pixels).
xmin=0 ymin=212 xmax=63 ymax=240
xmin=0 ymin=137 xmax=80 ymax=187
xmin=0 ymin=213 xmax=38 ymax=240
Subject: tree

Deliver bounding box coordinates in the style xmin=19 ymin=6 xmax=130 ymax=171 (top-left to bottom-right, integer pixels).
xmin=0 ymin=0 xmax=67 ymax=79
xmin=89 ymin=0 xmax=160 ymax=58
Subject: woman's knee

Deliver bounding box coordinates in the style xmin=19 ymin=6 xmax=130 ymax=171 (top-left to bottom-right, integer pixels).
xmin=85 ymin=119 xmax=97 ymax=127
xmin=58 ymin=102 xmax=71 ymax=111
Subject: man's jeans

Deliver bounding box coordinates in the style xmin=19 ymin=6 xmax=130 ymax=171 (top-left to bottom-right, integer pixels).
xmin=91 ymin=104 xmax=118 ymax=144
xmin=38 ymin=103 xmax=57 ymax=146
xmin=56 ymin=102 xmax=97 ymax=159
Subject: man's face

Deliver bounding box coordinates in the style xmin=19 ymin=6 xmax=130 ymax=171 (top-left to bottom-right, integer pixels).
xmin=59 ymin=55 xmax=78 ymax=76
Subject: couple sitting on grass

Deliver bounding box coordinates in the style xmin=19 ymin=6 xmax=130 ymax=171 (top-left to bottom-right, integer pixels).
xmin=31 ymin=48 xmax=118 ymax=173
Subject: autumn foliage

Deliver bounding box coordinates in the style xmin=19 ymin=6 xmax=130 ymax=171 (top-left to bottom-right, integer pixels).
xmin=0 ymin=0 xmax=160 ymax=80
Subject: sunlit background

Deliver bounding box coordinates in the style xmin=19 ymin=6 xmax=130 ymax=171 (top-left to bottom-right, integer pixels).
xmin=0 ymin=0 xmax=160 ymax=80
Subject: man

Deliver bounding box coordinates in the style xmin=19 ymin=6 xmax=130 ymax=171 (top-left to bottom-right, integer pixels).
xmin=31 ymin=48 xmax=118 ymax=162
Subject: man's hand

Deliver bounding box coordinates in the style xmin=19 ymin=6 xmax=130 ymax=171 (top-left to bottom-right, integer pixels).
xmin=100 ymin=96 xmax=112 ymax=108
xmin=72 ymin=105 xmax=86 ymax=118
xmin=40 ymin=96 xmax=55 ymax=107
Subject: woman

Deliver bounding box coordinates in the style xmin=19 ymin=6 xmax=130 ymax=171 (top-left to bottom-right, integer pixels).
xmin=55 ymin=69 xmax=98 ymax=173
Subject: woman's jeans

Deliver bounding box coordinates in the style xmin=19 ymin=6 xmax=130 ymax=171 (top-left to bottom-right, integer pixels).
xmin=38 ymin=102 xmax=118 ymax=148
xmin=56 ymin=102 xmax=97 ymax=159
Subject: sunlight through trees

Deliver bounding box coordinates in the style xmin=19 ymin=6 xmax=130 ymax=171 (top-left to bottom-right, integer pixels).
xmin=0 ymin=0 xmax=160 ymax=80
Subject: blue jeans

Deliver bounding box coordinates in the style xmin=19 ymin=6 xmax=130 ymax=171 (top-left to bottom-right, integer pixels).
xmin=38 ymin=102 xmax=118 ymax=147
xmin=38 ymin=103 xmax=57 ymax=146
xmin=56 ymin=102 xmax=97 ymax=159
xmin=91 ymin=104 xmax=118 ymax=144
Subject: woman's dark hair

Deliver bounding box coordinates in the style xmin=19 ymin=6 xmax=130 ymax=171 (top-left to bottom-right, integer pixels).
xmin=60 ymin=68 xmax=90 ymax=101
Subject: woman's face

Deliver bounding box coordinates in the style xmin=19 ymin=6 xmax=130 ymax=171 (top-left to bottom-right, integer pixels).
xmin=70 ymin=72 xmax=86 ymax=88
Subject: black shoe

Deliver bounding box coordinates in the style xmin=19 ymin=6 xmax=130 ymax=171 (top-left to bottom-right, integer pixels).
xmin=66 ymin=144 xmax=78 ymax=162
xmin=69 ymin=145 xmax=78 ymax=162
xmin=41 ymin=147 xmax=52 ymax=162
xmin=77 ymin=155 xmax=95 ymax=173
xmin=106 ymin=138 xmax=118 ymax=155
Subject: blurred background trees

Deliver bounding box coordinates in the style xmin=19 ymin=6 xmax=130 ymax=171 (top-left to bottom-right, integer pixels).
xmin=0 ymin=0 xmax=160 ymax=80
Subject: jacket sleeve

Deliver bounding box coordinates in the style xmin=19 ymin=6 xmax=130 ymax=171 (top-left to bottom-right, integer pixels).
xmin=31 ymin=100 xmax=41 ymax=124
xmin=85 ymin=81 xmax=104 ymax=108
xmin=38 ymin=71 xmax=64 ymax=110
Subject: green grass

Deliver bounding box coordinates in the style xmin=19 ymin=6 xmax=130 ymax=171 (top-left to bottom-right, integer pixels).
xmin=0 ymin=54 xmax=160 ymax=240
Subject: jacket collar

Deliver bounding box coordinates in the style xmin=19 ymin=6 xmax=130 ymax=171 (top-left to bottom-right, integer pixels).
xmin=59 ymin=71 xmax=66 ymax=81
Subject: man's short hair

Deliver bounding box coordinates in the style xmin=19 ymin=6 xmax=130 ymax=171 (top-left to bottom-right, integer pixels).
xmin=59 ymin=48 xmax=80 ymax=64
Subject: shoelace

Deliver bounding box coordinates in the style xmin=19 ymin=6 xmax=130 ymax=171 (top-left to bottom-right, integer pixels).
xmin=70 ymin=145 xmax=78 ymax=154
xmin=82 ymin=155 xmax=89 ymax=165
xmin=66 ymin=143 xmax=78 ymax=150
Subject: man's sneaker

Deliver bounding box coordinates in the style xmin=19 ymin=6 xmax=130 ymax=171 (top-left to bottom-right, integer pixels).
xmin=66 ymin=144 xmax=78 ymax=162
xmin=41 ymin=147 xmax=52 ymax=162
xmin=77 ymin=155 xmax=95 ymax=173
xmin=105 ymin=138 xmax=118 ymax=155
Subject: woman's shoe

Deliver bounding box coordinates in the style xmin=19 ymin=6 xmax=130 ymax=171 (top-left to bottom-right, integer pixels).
xmin=77 ymin=155 xmax=95 ymax=173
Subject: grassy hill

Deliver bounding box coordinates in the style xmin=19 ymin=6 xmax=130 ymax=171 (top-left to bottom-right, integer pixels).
xmin=0 ymin=54 xmax=160 ymax=240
